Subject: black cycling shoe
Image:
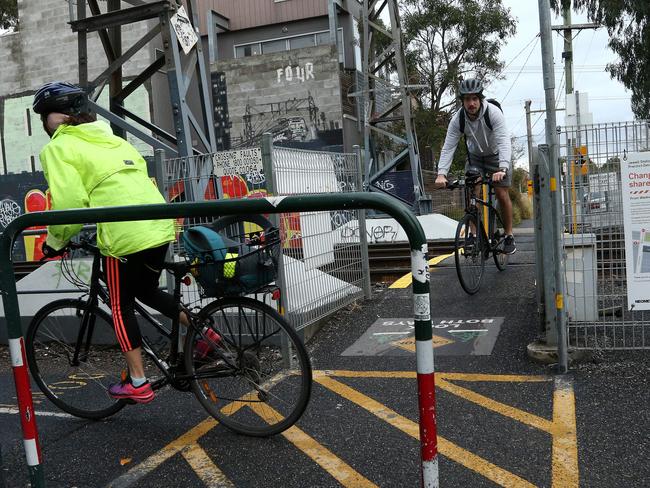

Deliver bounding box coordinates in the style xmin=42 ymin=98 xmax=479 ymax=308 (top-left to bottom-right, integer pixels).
xmin=504 ymin=235 xmax=517 ymax=255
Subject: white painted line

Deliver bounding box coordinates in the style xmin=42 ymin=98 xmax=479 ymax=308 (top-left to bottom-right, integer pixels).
xmin=0 ymin=406 xmax=73 ymax=419
xmin=448 ymin=329 xmax=489 ymax=333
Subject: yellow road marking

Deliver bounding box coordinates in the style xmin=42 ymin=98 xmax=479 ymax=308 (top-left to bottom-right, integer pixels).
xmin=389 ymin=252 xmax=454 ymax=289
xmin=315 ymin=375 xmax=537 ymax=488
xmin=249 ymin=402 xmax=377 ymax=487
xmin=314 ymin=370 xmax=549 ymax=382
xmin=392 ymin=334 xmax=454 ymax=351
xmin=181 ymin=443 xmax=234 ymax=487
xmin=436 ymin=378 xmax=554 ymax=434
xmin=552 ymin=377 xmax=579 ymax=488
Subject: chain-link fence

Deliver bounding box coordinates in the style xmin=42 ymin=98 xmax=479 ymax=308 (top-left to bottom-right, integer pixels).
xmin=558 ymin=120 xmax=650 ymax=349
xmin=163 ymin=144 xmax=370 ymax=332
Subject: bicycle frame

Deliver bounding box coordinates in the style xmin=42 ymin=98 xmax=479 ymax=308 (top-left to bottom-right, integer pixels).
xmin=463 ymin=178 xmax=506 ymax=254
xmin=73 ymin=246 xmax=191 ymax=390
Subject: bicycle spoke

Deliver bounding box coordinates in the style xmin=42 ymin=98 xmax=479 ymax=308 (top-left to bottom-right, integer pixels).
xmin=186 ymin=297 xmax=311 ymax=437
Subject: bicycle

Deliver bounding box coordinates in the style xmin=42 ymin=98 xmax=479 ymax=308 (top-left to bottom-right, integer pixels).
xmin=448 ymin=168 xmax=509 ymax=294
xmin=25 ymin=229 xmax=312 ymax=437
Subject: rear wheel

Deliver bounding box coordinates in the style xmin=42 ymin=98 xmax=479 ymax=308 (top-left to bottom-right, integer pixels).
xmin=185 ymin=297 xmax=312 ymax=437
xmin=25 ymin=299 xmax=126 ymax=419
xmin=454 ymin=213 xmax=486 ymax=294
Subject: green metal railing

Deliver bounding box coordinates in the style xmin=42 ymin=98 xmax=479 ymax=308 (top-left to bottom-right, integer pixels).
xmin=0 ymin=193 xmax=439 ymax=488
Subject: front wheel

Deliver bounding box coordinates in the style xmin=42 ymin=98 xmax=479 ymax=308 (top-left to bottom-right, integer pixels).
xmin=25 ymin=299 xmax=126 ymax=419
xmin=185 ymin=297 xmax=312 ymax=437
xmin=454 ymin=213 xmax=486 ymax=294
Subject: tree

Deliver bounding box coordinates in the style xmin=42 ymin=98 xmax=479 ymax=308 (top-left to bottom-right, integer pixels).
xmin=551 ymin=0 xmax=650 ymax=119
xmin=0 ymin=0 xmax=17 ymax=31
xmin=401 ymin=0 xmax=517 ymax=113
xmin=510 ymin=135 xmax=525 ymax=168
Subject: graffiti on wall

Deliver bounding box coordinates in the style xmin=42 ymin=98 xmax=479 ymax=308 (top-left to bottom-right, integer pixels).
xmin=0 ymin=172 xmax=49 ymax=261
xmin=217 ymin=47 xmax=344 ymax=152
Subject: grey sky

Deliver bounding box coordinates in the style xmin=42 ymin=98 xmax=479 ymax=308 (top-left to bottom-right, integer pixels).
xmin=485 ymin=2 xmax=632 ymax=167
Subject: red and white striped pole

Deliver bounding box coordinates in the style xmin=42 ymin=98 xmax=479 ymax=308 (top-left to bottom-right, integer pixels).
xmin=8 ymin=336 xmax=44 ymax=486
xmin=411 ymin=244 xmax=439 ymax=487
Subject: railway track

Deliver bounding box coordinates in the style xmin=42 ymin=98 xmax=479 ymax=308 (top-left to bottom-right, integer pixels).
xmin=369 ymin=239 xmax=455 ymax=282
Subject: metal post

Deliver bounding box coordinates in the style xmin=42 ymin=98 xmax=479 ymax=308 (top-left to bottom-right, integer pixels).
xmin=261 ymin=134 xmax=290 ymax=322
xmin=355 ymin=144 xmax=372 ymax=299
xmin=538 ymin=145 xmax=558 ymax=345
xmin=531 ymin=147 xmax=546 ymax=334
xmin=0 ymin=264 xmax=44 ymax=486
xmin=539 ymin=0 xmax=568 ymax=372
xmin=108 ymin=0 xmax=126 ymax=139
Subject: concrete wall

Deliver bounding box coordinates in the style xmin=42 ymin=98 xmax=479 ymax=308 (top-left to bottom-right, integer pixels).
xmin=0 ymin=0 xmax=156 ymax=173
xmin=214 ymin=44 xmax=344 ymax=151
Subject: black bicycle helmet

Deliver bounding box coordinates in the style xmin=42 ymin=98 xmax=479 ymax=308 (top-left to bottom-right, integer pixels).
xmin=32 ymin=81 xmax=86 ymax=116
xmin=459 ymin=78 xmax=484 ymax=98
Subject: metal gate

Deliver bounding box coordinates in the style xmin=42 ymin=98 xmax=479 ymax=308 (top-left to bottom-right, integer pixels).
xmin=558 ymin=120 xmax=650 ymax=349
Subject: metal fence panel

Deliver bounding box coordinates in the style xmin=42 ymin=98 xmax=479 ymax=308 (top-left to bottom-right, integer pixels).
xmin=163 ymin=146 xmax=368 ymax=331
xmin=559 ymin=120 xmax=650 ymax=349
xmin=272 ymin=147 xmax=367 ymax=329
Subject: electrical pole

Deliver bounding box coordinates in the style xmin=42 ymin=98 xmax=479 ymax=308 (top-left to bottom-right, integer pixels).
xmin=525 ymin=100 xmax=533 ymax=173
xmin=562 ymin=6 xmax=573 ymax=95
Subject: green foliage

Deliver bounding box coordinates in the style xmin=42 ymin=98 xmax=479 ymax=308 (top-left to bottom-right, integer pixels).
xmin=401 ymin=0 xmax=516 ymax=113
xmin=551 ymin=0 xmax=650 ymax=119
xmin=0 ymin=0 xmax=17 ymax=30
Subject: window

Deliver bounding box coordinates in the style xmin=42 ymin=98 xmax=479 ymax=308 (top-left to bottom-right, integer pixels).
xmin=235 ymin=43 xmax=261 ymax=58
xmin=289 ymin=34 xmax=315 ymax=50
xmin=234 ymin=29 xmax=344 ymax=61
xmin=262 ymin=39 xmax=287 ymax=54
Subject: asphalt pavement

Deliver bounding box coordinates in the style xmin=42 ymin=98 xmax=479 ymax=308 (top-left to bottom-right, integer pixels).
xmin=1 ymin=220 xmax=648 ymax=487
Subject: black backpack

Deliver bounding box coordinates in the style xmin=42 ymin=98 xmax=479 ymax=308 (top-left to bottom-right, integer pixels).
xmin=458 ymin=98 xmax=503 ymax=134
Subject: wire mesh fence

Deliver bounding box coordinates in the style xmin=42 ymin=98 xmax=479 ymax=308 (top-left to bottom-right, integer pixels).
xmin=163 ymin=145 xmax=369 ymax=331
xmin=558 ymin=120 xmax=650 ymax=349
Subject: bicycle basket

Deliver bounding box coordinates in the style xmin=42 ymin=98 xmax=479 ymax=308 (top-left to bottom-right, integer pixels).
xmin=181 ymin=215 xmax=280 ymax=297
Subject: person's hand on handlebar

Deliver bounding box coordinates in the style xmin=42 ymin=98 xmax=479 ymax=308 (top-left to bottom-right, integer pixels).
xmin=41 ymin=242 xmax=68 ymax=260
xmin=435 ymin=174 xmax=448 ymax=189
xmin=492 ymin=169 xmax=507 ymax=183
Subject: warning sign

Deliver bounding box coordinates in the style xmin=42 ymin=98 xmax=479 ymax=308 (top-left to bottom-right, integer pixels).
xmin=341 ymin=317 xmax=503 ymax=356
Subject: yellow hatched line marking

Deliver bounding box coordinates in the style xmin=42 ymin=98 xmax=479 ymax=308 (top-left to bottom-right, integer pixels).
xmin=315 ymin=375 xmax=536 ymax=488
xmin=552 ymin=377 xmax=579 ymax=488
xmin=181 ymin=443 xmax=235 ymax=487
xmin=436 ymin=378 xmax=554 ymax=434
xmin=389 ymin=252 xmax=454 ymax=289
xmin=249 ymin=402 xmax=378 ymax=488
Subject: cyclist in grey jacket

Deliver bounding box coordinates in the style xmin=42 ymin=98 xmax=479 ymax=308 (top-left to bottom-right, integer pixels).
xmin=435 ymin=78 xmax=516 ymax=254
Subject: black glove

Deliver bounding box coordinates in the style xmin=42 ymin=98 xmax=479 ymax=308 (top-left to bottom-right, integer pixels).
xmin=41 ymin=242 xmax=67 ymax=259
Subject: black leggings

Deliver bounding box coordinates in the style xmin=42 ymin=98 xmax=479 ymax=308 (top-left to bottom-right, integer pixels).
xmin=103 ymin=244 xmax=178 ymax=352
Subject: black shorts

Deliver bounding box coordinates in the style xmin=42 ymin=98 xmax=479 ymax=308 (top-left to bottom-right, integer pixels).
xmin=466 ymin=153 xmax=511 ymax=188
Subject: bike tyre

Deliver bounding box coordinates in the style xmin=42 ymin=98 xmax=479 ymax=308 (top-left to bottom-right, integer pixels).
xmin=454 ymin=213 xmax=486 ymax=294
xmin=26 ymin=299 xmax=126 ymax=420
xmin=185 ymin=297 xmax=312 ymax=437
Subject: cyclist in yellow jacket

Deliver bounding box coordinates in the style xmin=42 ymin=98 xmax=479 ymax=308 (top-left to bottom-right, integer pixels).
xmin=34 ymin=81 xmax=178 ymax=404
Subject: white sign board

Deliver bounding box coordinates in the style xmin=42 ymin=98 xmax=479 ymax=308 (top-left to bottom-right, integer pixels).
xmin=213 ymin=148 xmax=263 ymax=177
xmin=621 ymin=152 xmax=650 ymax=310
xmin=170 ymin=6 xmax=198 ymax=55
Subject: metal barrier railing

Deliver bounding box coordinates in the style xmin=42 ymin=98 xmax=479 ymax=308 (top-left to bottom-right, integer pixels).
xmin=0 ymin=193 xmax=439 ymax=488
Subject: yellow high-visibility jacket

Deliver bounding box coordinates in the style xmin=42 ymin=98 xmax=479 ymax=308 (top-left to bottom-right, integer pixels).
xmin=40 ymin=121 xmax=175 ymax=257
